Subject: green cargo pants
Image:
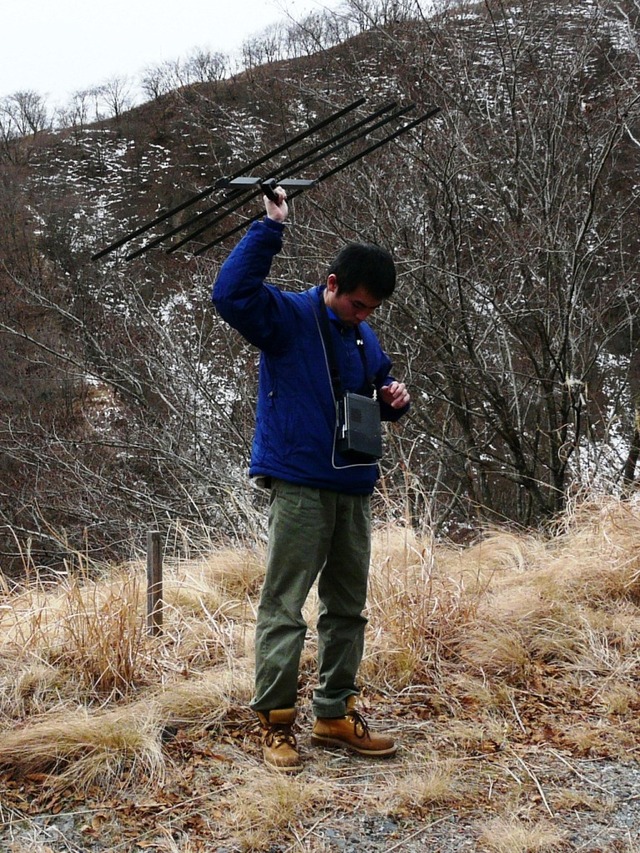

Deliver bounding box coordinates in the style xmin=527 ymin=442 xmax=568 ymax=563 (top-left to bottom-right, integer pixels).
xmin=250 ymin=478 xmax=372 ymax=719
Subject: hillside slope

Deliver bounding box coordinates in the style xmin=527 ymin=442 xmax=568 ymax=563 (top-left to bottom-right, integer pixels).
xmin=1 ymin=0 xmax=640 ymax=574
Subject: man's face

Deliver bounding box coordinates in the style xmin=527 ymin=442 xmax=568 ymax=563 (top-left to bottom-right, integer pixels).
xmin=324 ymin=274 xmax=383 ymax=326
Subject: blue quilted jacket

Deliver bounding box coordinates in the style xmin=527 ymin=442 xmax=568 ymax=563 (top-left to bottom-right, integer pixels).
xmin=212 ymin=218 xmax=408 ymax=495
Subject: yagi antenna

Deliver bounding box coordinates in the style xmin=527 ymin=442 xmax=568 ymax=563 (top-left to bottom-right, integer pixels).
xmin=92 ymin=98 xmax=440 ymax=261
xmin=162 ymin=101 xmax=414 ymax=258
xmin=91 ymin=96 xmax=365 ymax=261
xmin=126 ymin=103 xmax=401 ymax=259
xmin=127 ymin=101 xmax=408 ymax=260
xmin=194 ymin=106 xmax=441 ymax=256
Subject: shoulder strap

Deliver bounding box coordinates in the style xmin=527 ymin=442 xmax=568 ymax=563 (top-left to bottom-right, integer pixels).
xmin=317 ymin=292 xmax=343 ymax=401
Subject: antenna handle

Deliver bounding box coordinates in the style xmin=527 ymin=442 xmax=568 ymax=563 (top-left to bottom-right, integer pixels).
xmin=259 ymin=179 xmax=279 ymax=203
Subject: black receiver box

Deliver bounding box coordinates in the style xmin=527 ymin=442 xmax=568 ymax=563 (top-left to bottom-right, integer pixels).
xmin=337 ymin=392 xmax=382 ymax=460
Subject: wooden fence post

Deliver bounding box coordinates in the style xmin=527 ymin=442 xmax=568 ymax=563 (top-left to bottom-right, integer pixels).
xmin=146 ymin=530 xmax=163 ymax=636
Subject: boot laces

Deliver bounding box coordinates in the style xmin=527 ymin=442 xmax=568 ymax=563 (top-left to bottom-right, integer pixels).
xmin=264 ymin=724 xmax=297 ymax=750
xmin=347 ymin=709 xmax=371 ymax=740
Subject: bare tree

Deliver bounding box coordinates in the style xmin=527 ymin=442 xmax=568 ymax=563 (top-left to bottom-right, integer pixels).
xmin=284 ymin=10 xmax=347 ymax=56
xmin=0 ymin=253 xmax=267 ymax=572
xmin=367 ymin=0 xmax=640 ymax=523
xmin=0 ymin=91 xmax=51 ymax=163
xmin=182 ymin=47 xmax=229 ymax=84
xmin=0 ymin=91 xmax=51 ymax=138
xmin=55 ymin=89 xmax=95 ymax=132
xmin=140 ymin=48 xmax=230 ymax=101
xmin=98 ymin=76 xmax=134 ymax=120
xmin=140 ymin=60 xmax=180 ymax=100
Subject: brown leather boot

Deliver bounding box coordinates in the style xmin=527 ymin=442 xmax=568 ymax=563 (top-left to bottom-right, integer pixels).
xmin=311 ymin=696 xmax=397 ymax=757
xmin=256 ymin=708 xmax=303 ymax=772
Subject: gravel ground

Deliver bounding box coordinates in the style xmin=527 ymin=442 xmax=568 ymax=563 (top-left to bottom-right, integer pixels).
xmin=5 ymin=755 xmax=640 ymax=852
xmin=302 ymin=756 xmax=640 ymax=852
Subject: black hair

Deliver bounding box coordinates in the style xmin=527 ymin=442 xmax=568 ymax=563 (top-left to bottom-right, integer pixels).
xmin=327 ymin=242 xmax=396 ymax=300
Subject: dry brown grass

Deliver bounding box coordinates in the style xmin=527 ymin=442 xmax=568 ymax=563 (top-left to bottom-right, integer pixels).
xmin=2 ymin=496 xmax=640 ymax=849
xmin=0 ymin=703 xmax=165 ymax=790
xmin=477 ymin=817 xmax=567 ymax=852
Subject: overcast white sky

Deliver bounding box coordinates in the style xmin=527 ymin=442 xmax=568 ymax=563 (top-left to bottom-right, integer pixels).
xmin=1 ymin=0 xmax=340 ymax=106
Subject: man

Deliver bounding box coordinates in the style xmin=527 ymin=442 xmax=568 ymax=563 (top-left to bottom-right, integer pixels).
xmin=212 ymin=187 xmax=410 ymax=772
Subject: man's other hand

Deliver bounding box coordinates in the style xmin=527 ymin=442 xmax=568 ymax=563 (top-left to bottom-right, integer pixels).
xmin=380 ymin=382 xmax=410 ymax=409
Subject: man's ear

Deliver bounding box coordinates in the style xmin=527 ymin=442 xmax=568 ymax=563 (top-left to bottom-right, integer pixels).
xmin=326 ymin=273 xmax=339 ymax=293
